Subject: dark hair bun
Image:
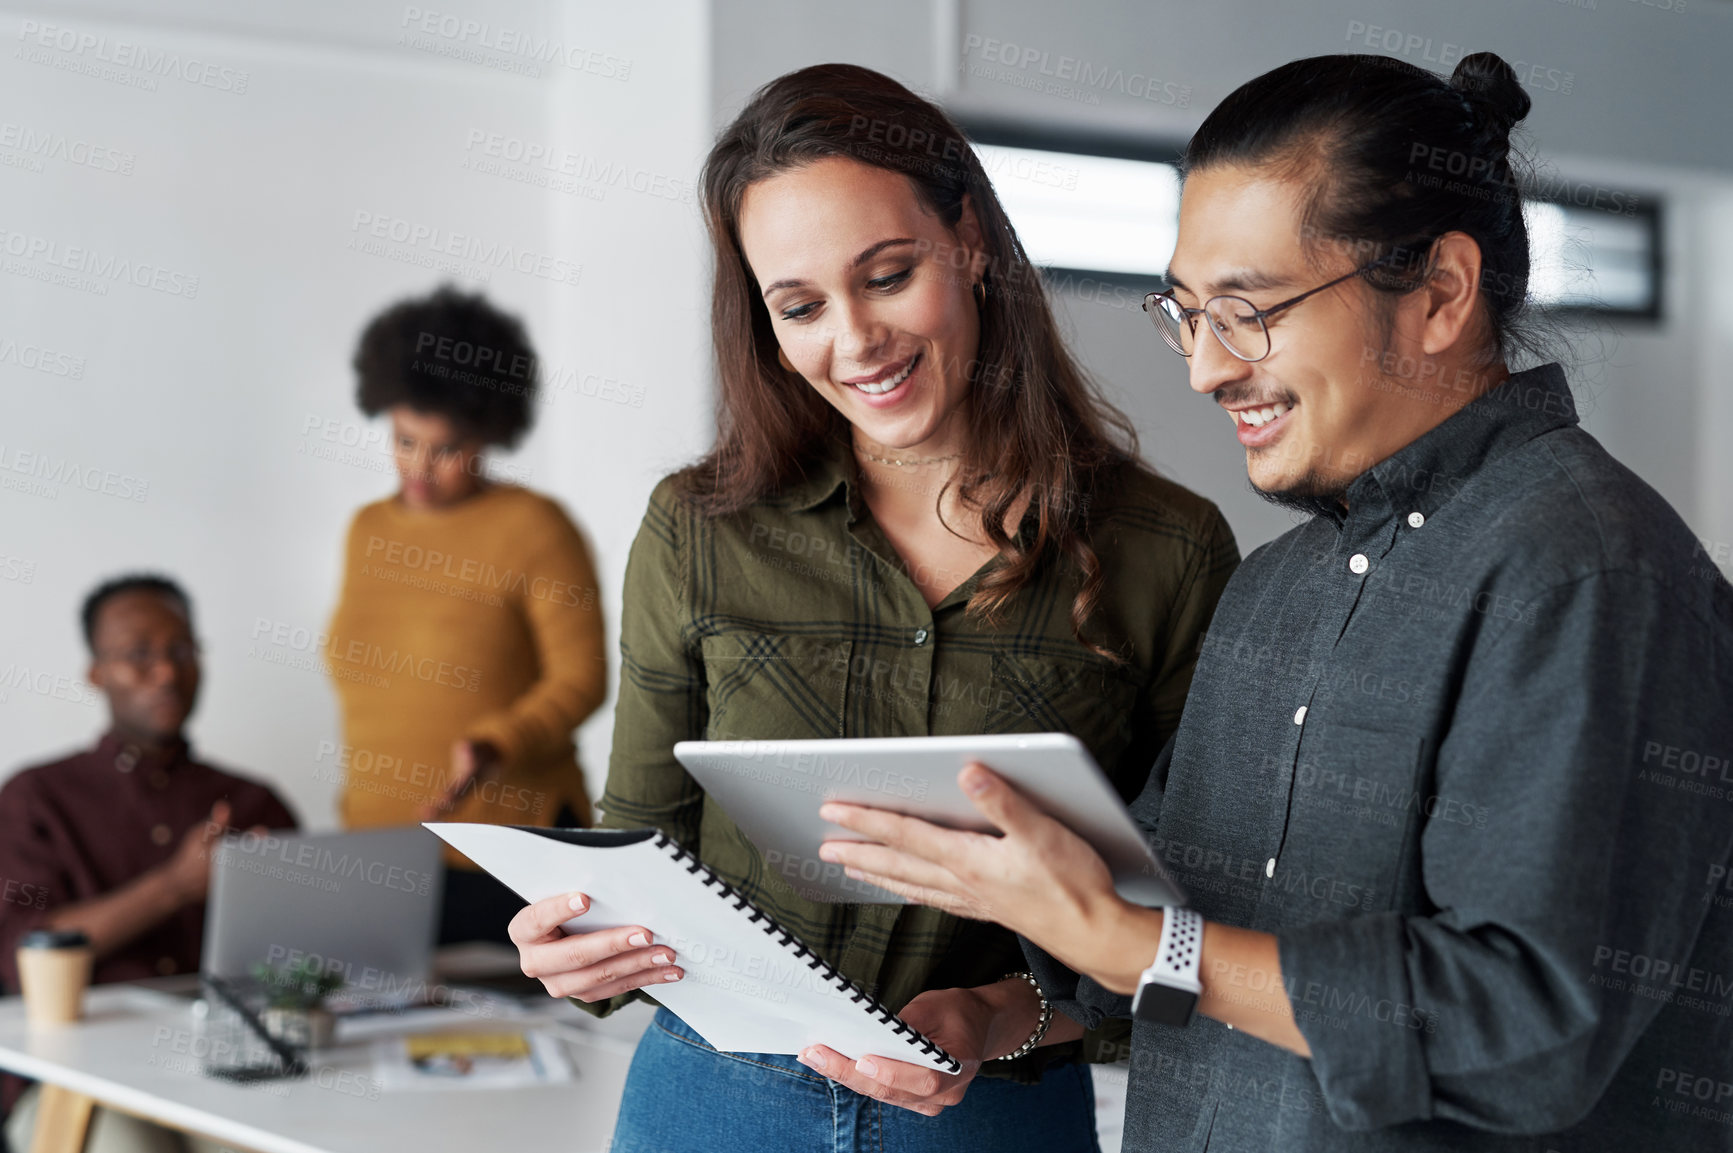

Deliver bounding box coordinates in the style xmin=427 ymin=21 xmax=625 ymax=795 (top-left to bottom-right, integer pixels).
xmin=1450 ymin=52 xmax=1532 ymax=138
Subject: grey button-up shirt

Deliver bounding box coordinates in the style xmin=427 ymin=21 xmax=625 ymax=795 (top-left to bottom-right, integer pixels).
xmin=1030 ymin=363 xmax=1733 ymax=1151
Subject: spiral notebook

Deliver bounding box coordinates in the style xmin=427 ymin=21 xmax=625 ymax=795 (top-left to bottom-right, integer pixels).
xmin=424 ymin=823 xmax=959 ymax=1074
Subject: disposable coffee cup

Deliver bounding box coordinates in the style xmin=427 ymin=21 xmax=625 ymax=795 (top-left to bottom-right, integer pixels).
xmin=16 ymin=928 xmax=93 ymax=1027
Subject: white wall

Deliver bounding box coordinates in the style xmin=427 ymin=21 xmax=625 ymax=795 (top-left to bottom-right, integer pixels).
xmin=1696 ymin=185 xmax=1733 ymax=586
xmin=713 ymin=0 xmax=1733 ymax=559
xmin=0 ymin=1 xmax=713 ymax=823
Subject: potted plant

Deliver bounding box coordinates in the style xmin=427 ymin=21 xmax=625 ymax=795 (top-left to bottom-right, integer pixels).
xmin=251 ymin=957 xmax=344 ymax=1051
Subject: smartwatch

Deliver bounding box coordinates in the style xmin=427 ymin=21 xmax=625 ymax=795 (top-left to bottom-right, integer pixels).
xmin=1130 ymin=906 xmax=1203 ymax=1028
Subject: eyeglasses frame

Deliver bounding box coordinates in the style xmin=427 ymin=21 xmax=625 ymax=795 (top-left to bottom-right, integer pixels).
xmin=1142 ymin=250 xmax=1405 ymax=363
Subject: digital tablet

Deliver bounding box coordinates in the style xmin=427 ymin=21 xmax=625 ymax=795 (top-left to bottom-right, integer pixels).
xmin=673 ymin=733 xmax=1184 ymax=908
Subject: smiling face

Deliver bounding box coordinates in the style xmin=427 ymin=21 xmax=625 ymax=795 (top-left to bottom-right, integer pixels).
xmin=88 ymin=589 xmax=201 ymax=744
xmin=1168 ymin=164 xmax=1447 ymax=500
xmin=738 ymin=157 xmax=984 ymax=456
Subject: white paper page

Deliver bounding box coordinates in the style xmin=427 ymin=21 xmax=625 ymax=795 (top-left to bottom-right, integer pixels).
xmin=425 ymin=824 xmax=958 ymax=1073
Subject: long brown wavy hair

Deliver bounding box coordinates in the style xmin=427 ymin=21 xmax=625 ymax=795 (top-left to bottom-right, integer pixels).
xmin=677 ymin=63 xmax=1139 ymax=655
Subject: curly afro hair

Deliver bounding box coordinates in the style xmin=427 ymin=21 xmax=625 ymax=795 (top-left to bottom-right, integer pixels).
xmin=353 ymin=284 xmax=540 ymax=448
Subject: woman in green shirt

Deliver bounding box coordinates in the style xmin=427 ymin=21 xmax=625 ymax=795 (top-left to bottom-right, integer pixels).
xmin=509 ymin=63 xmax=1237 ymax=1151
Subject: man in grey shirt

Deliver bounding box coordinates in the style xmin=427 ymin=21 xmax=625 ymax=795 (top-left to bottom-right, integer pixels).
xmin=817 ymin=51 xmax=1732 ymax=1151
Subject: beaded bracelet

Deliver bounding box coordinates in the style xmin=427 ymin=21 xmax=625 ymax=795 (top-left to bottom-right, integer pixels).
xmin=992 ymin=971 xmax=1055 ymax=1061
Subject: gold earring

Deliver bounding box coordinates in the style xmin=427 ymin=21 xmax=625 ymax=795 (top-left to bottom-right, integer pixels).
xmin=973 ymin=279 xmax=987 ymax=309
xmin=777 ymin=347 xmax=795 ymax=373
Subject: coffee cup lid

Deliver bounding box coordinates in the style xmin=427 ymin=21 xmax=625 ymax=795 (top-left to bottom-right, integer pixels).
xmin=18 ymin=929 xmax=90 ymax=949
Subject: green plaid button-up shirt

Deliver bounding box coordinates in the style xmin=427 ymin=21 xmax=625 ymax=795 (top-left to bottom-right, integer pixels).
xmin=593 ymin=438 xmax=1238 ymax=1078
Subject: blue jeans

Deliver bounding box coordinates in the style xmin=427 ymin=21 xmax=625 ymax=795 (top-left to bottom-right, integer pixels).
xmin=609 ymin=1007 xmax=1100 ymax=1153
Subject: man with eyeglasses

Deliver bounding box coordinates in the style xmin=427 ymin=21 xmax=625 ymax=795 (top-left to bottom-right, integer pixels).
xmin=2 ymin=579 xmax=298 ymax=1144
xmin=0 ymin=574 xmax=297 ymax=988
xmin=0 ymin=575 xmax=296 ymax=1146
xmin=816 ymin=51 xmax=1731 ymax=1151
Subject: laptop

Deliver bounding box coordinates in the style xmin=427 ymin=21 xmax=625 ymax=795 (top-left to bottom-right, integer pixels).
xmin=200 ymin=826 xmax=444 ymax=1009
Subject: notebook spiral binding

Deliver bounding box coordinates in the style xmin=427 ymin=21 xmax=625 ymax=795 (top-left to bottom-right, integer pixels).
xmin=652 ymin=831 xmax=961 ymax=1074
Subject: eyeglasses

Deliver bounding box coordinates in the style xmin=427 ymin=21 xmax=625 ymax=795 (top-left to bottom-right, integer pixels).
xmin=1142 ymin=253 xmax=1400 ymax=363
xmin=97 ymin=641 xmax=201 ymax=671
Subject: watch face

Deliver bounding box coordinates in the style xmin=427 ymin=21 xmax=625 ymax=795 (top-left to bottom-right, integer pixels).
xmin=1132 ymin=981 xmax=1199 ymax=1028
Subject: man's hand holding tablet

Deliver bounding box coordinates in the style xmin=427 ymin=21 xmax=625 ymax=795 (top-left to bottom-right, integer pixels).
xmin=818 ymin=763 xmax=1165 ymax=997
xmin=819 ymin=763 xmax=1314 ymax=1062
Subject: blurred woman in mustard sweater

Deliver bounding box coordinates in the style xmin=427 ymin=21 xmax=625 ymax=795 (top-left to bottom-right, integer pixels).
xmin=326 ymin=285 xmax=606 ymax=944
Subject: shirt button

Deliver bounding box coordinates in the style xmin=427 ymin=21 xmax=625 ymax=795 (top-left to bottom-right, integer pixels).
xmin=115 ymin=751 xmax=137 ymax=773
xmin=150 ymin=824 xmax=173 ymax=846
xmin=913 ymin=629 xmax=929 ymax=646
xmin=1265 ymin=857 xmax=1276 ymax=879
xmin=1293 ymin=706 xmax=1307 ymax=726
xmin=156 ymin=957 xmax=177 ymax=976
xmin=1407 ymin=512 xmax=1425 ymax=529
xmin=1348 ymin=553 xmax=1369 ymax=575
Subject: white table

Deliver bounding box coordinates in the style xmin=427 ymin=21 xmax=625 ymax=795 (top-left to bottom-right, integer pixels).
xmin=0 ymin=983 xmax=653 ymax=1153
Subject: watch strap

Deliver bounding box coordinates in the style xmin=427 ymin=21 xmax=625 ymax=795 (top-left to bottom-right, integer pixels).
xmin=1146 ymin=906 xmax=1203 ymax=990
xmin=1131 ymin=907 xmax=1203 ymax=1028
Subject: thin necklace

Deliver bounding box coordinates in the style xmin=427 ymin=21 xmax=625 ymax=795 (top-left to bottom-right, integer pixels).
xmin=855 ymin=448 xmax=963 ymax=468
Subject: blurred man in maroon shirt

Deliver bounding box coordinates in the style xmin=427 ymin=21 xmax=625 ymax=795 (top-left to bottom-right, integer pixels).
xmin=1 ymin=574 xmax=295 ymax=1150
